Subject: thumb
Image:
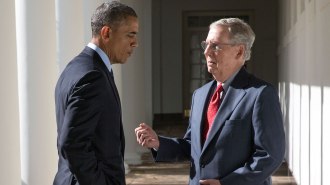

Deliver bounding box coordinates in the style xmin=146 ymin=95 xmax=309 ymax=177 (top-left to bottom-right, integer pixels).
xmin=199 ymin=179 xmax=209 ymax=184
xmin=139 ymin=122 xmax=147 ymax=127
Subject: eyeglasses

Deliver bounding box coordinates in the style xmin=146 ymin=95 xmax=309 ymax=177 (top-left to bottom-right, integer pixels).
xmin=201 ymin=41 xmax=236 ymax=52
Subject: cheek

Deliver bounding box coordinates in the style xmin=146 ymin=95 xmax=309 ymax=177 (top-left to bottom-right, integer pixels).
xmin=120 ymin=42 xmax=129 ymax=51
xmin=116 ymin=44 xmax=125 ymax=55
xmin=214 ymin=55 xmax=224 ymax=65
xmin=217 ymin=54 xmax=231 ymax=64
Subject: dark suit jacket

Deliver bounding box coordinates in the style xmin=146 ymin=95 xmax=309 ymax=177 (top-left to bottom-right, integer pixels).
xmin=153 ymin=67 xmax=285 ymax=185
xmin=53 ymin=47 xmax=125 ymax=185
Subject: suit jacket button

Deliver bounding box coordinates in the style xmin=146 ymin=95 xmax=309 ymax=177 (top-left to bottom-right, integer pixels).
xmin=201 ymin=164 xmax=205 ymax=168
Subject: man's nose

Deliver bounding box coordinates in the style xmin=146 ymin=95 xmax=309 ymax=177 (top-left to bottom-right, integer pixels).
xmin=204 ymin=45 xmax=211 ymax=56
xmin=131 ymin=38 xmax=138 ymax=47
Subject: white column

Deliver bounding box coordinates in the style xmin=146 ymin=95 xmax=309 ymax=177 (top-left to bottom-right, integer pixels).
xmin=55 ymin=1 xmax=84 ymax=72
xmin=114 ymin=0 xmax=152 ymax=165
xmin=15 ymin=0 xmax=58 ymax=184
xmin=82 ymin=0 xmax=106 ymax=44
xmin=318 ymin=3 xmax=330 ymax=185
xmin=55 ymin=0 xmax=105 ymax=72
xmin=0 ymin=0 xmax=21 ymax=184
xmin=323 ymin=87 xmax=330 ymax=185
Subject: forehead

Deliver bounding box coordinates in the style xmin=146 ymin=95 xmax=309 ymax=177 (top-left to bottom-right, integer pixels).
xmin=206 ymin=25 xmax=230 ymax=42
xmin=116 ymin=16 xmax=139 ymax=32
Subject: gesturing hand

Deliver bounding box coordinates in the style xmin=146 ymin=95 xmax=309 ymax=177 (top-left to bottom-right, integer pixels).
xmin=199 ymin=179 xmax=221 ymax=185
xmin=135 ymin=123 xmax=160 ymax=149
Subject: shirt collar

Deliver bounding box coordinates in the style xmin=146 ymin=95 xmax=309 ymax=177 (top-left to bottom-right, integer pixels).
xmin=217 ymin=68 xmax=240 ymax=92
xmin=87 ymin=43 xmax=112 ymax=72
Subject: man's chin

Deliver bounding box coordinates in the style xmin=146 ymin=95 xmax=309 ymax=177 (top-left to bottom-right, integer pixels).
xmin=114 ymin=59 xmax=128 ymax=64
xmin=207 ymin=68 xmax=216 ymax=74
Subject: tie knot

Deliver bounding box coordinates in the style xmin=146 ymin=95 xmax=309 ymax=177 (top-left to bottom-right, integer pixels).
xmin=210 ymin=83 xmax=223 ymax=103
xmin=215 ymin=83 xmax=223 ymax=93
xmin=110 ymin=70 xmax=114 ymax=79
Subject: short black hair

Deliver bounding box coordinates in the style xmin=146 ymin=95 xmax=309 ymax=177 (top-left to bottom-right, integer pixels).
xmin=91 ymin=1 xmax=137 ymax=36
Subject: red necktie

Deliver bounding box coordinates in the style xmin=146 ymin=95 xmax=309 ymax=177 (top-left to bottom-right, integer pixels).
xmin=203 ymin=83 xmax=223 ymax=142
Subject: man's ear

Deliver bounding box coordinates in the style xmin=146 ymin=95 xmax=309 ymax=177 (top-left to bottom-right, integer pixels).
xmin=100 ymin=26 xmax=111 ymax=40
xmin=236 ymin=44 xmax=245 ymax=60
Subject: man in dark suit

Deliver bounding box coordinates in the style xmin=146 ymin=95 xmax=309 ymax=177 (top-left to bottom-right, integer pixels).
xmin=135 ymin=18 xmax=285 ymax=185
xmin=53 ymin=2 xmax=138 ymax=185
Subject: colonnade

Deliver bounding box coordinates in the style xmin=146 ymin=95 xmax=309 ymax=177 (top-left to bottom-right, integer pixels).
xmin=1 ymin=0 xmax=151 ymax=184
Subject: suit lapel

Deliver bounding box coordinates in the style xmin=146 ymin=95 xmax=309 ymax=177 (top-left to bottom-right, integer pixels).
xmin=84 ymin=47 xmax=121 ymax=107
xmin=83 ymin=47 xmax=124 ymax=155
xmin=201 ymin=68 xmax=249 ymax=154
xmin=194 ymin=81 xmax=215 ymax=153
xmin=105 ymin=70 xmax=121 ymax=107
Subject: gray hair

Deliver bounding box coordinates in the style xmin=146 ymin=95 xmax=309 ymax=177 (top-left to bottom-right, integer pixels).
xmin=210 ymin=18 xmax=255 ymax=61
xmin=91 ymin=1 xmax=137 ymax=36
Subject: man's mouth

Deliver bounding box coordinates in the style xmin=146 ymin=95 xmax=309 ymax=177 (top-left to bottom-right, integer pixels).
xmin=208 ymin=60 xmax=216 ymax=65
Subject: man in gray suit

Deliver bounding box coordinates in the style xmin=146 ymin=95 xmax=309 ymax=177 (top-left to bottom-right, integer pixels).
xmin=135 ymin=18 xmax=285 ymax=185
xmin=54 ymin=2 xmax=138 ymax=185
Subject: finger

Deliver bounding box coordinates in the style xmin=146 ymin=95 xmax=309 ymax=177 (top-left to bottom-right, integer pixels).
xmin=135 ymin=129 xmax=141 ymax=141
xmin=138 ymin=132 xmax=153 ymax=144
xmin=141 ymin=137 xmax=147 ymax=146
xmin=135 ymin=123 xmax=149 ymax=135
xmin=139 ymin=133 xmax=151 ymax=144
xmin=137 ymin=131 xmax=148 ymax=143
xmin=135 ymin=129 xmax=144 ymax=142
xmin=140 ymin=123 xmax=151 ymax=130
xmin=136 ymin=128 xmax=148 ymax=140
xmin=140 ymin=135 xmax=155 ymax=147
xmin=199 ymin=180 xmax=209 ymax=185
xmin=135 ymin=127 xmax=144 ymax=140
xmin=138 ymin=130 xmax=149 ymax=139
xmin=199 ymin=179 xmax=220 ymax=185
xmin=141 ymin=137 xmax=150 ymax=147
xmin=199 ymin=180 xmax=206 ymax=185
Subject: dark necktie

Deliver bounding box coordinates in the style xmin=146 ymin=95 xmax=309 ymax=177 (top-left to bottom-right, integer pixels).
xmin=202 ymin=83 xmax=223 ymax=142
xmin=110 ymin=70 xmax=114 ymax=80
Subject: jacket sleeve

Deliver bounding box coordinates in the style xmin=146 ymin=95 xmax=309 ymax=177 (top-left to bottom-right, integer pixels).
xmin=220 ymin=85 xmax=286 ymax=185
xmin=151 ymin=130 xmax=191 ymax=162
xmin=151 ymin=91 xmax=196 ymax=162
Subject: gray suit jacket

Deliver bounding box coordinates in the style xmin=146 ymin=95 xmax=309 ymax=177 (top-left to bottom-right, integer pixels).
xmin=153 ymin=67 xmax=285 ymax=185
xmin=53 ymin=47 xmax=125 ymax=185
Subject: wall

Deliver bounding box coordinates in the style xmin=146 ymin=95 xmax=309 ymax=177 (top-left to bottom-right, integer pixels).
xmin=0 ymin=0 xmax=21 ymax=184
xmin=119 ymin=0 xmax=153 ymax=164
xmin=152 ymin=0 xmax=279 ymax=114
xmin=15 ymin=0 xmax=58 ymax=184
xmin=278 ymin=0 xmax=330 ymax=185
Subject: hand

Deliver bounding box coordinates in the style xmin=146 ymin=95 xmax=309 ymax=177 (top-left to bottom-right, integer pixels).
xmin=135 ymin=123 xmax=160 ymax=149
xmin=199 ymin=179 xmax=221 ymax=185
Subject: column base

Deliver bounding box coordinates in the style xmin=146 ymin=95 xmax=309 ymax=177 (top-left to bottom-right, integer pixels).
xmin=125 ymin=152 xmax=142 ymax=165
